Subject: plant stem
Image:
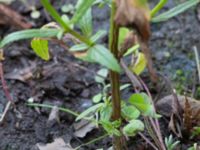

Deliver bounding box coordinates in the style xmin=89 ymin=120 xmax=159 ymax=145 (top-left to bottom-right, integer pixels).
xmin=75 ymin=133 xmax=109 ymax=150
xmin=109 ymin=1 xmax=122 ymax=149
xmin=151 ymin=0 xmax=168 ymax=18
xmin=41 ymin=0 xmax=93 ymax=46
xmin=193 ymin=46 xmax=200 ymax=83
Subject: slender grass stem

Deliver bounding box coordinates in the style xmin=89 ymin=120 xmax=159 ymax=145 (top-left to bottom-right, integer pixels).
xmin=75 ymin=133 xmax=109 ymax=150
xmin=41 ymin=0 xmax=93 ymax=46
xmin=193 ymin=46 xmax=200 ymax=83
xmin=151 ymin=0 xmax=168 ymax=18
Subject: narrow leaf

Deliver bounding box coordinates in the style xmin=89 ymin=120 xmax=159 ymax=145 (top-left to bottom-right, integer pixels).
xmin=88 ymin=45 xmax=121 ymax=72
xmin=76 ymin=103 xmax=104 ymax=121
xmin=91 ymin=30 xmax=107 ymax=42
xmin=71 ymin=0 xmax=94 ymax=24
xmin=69 ymin=43 xmax=89 ymax=52
xmin=78 ymin=8 xmax=93 ymax=37
xmin=0 ymin=29 xmax=59 ymax=48
xmin=152 ymin=0 xmax=199 ymax=22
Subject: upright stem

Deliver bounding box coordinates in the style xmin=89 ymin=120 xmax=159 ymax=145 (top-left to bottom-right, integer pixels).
xmin=109 ymin=1 xmax=122 ymax=149
xmin=151 ymin=0 xmax=168 ymax=18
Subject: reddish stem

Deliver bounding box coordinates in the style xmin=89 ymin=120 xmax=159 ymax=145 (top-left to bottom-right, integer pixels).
xmin=0 ymin=62 xmax=13 ymax=102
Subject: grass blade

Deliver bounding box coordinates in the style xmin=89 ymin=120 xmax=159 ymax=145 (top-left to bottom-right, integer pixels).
xmin=152 ymin=0 xmax=199 ymax=22
xmin=0 ymin=29 xmax=59 ymax=48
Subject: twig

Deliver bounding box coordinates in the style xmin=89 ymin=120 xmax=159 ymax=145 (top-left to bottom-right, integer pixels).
xmin=58 ymin=56 xmax=106 ymax=80
xmin=0 ymin=62 xmax=13 ymax=102
xmin=138 ymin=132 xmax=158 ymax=150
xmin=74 ymin=133 xmax=109 ymax=150
xmin=120 ymin=59 xmax=143 ymax=92
xmin=138 ymin=77 xmax=166 ymax=150
xmin=0 ymin=101 xmax=11 ymax=123
xmin=193 ymin=46 xmax=200 ymax=84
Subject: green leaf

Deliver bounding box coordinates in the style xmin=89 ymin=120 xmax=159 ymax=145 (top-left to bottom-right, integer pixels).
xmin=95 ymin=68 xmax=108 ymax=83
xmin=78 ymin=8 xmax=93 ymax=37
xmin=76 ymin=103 xmax=104 ymax=121
xmin=100 ymin=104 xmax=112 ymax=121
xmin=92 ymin=93 xmax=102 ymax=103
xmin=122 ymin=105 xmax=140 ymax=121
xmin=129 ymin=93 xmax=156 ymax=117
xmin=120 ymin=84 xmax=130 ymax=91
xmin=31 ymin=38 xmax=50 ymax=61
xmin=71 ymin=0 xmax=94 ymax=24
xmin=69 ymin=30 xmax=107 ymax=52
xmin=118 ymin=27 xmax=129 ymax=47
xmin=101 ymin=120 xmax=121 ymax=136
xmin=61 ymin=4 xmax=74 ymax=13
xmin=87 ymin=45 xmax=121 ymax=72
xmin=124 ymin=44 xmax=139 ymax=56
xmin=61 ymin=15 xmax=74 ymax=29
xmin=91 ymin=30 xmax=107 ymax=42
xmin=69 ymin=43 xmax=89 ymax=52
xmin=152 ymin=0 xmax=200 ymax=22
xmin=130 ymin=52 xmax=147 ymax=75
xmin=0 ymin=29 xmax=59 ymax=48
xmin=123 ymin=119 xmax=144 ymax=136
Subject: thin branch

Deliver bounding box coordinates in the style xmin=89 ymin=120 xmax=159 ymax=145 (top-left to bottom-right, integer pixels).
xmin=0 ymin=62 xmax=13 ymax=103
xmin=0 ymin=101 xmax=11 ymax=123
xmin=138 ymin=77 xmax=166 ymax=150
xmin=139 ymin=132 xmax=158 ymax=150
xmin=193 ymin=46 xmax=200 ymax=84
xmin=120 ymin=59 xmax=143 ymax=92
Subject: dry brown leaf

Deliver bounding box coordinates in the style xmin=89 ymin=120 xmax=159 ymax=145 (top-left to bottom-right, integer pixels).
xmin=115 ymin=0 xmax=158 ymax=82
xmin=156 ymin=95 xmax=200 ymax=117
xmin=37 ymin=138 xmax=75 ymax=150
xmin=5 ymin=63 xmax=36 ymax=82
xmin=115 ymin=0 xmax=150 ymax=42
xmin=73 ymin=120 xmax=96 ymax=138
xmin=72 ymin=51 xmax=88 ymax=58
xmin=183 ymin=97 xmax=193 ymax=133
xmin=0 ymin=4 xmax=31 ymax=29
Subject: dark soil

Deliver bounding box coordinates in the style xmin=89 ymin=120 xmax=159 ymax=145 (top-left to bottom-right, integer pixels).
xmin=0 ymin=0 xmax=200 ymax=149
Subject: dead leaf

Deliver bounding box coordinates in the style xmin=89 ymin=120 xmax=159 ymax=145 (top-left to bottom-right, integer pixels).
xmin=37 ymin=138 xmax=75 ymax=150
xmin=48 ymin=106 xmax=60 ymax=123
xmin=119 ymin=31 xmax=136 ymax=57
xmin=74 ymin=120 xmax=96 ymax=138
xmin=0 ymin=4 xmax=31 ymax=29
xmin=73 ymin=51 xmax=88 ymax=58
xmin=156 ymin=95 xmax=200 ymax=117
xmin=157 ymin=95 xmax=200 ymax=137
xmin=183 ymin=97 xmax=193 ymax=133
xmin=115 ymin=0 xmax=158 ymax=82
xmin=5 ymin=63 xmax=36 ymax=82
xmin=115 ymin=0 xmax=150 ymax=42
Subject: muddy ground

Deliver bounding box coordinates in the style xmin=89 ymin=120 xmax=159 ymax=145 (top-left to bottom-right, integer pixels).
xmin=0 ymin=0 xmax=200 ymax=149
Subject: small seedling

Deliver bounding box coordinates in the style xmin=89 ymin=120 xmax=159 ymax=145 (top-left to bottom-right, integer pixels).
xmin=0 ymin=0 xmax=199 ymax=149
xmin=165 ymin=135 xmax=180 ymax=150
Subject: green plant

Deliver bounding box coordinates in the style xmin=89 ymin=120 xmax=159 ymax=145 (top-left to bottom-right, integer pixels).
xmin=165 ymin=135 xmax=180 ymax=150
xmin=187 ymin=143 xmax=199 ymax=150
xmin=191 ymin=127 xmax=200 ymax=138
xmin=0 ymin=0 xmax=199 ymax=149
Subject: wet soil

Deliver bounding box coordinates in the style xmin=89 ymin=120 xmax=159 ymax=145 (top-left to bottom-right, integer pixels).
xmin=0 ymin=0 xmax=200 ymax=149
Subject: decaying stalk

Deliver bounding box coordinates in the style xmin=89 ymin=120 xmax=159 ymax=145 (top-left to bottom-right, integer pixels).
xmin=109 ymin=1 xmax=122 ymax=149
